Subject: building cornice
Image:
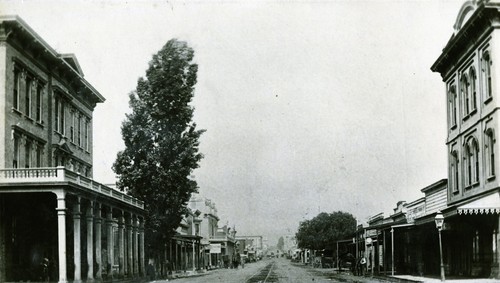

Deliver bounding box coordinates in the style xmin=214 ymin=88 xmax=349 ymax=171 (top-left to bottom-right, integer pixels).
xmin=431 ymin=3 xmax=500 ymax=76
xmin=421 ymin=179 xmax=448 ymax=194
xmin=0 ymin=15 xmax=105 ymax=104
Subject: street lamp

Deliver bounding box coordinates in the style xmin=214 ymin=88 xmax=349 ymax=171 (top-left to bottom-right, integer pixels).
xmin=434 ymin=211 xmax=445 ymax=281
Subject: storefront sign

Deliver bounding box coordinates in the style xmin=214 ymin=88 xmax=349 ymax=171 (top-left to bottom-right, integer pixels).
xmin=406 ymin=205 xmax=425 ymax=223
xmin=210 ymin=243 xmax=221 ymax=254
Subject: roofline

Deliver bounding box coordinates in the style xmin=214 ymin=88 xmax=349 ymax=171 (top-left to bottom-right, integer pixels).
xmin=60 ymin=53 xmax=85 ymax=76
xmin=421 ymin=179 xmax=447 ymax=193
xmin=0 ymin=15 xmax=105 ymax=103
xmin=406 ymin=197 xmax=425 ymax=207
xmin=0 ymin=15 xmax=59 ymax=56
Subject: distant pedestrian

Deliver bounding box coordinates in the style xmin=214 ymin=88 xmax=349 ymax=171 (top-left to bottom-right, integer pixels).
xmin=359 ymin=256 xmax=367 ymax=276
xmin=146 ymin=259 xmax=156 ymax=281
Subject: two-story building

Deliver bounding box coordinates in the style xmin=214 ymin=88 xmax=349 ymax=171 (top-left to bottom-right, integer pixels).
xmin=188 ymin=194 xmax=221 ymax=269
xmin=431 ymin=0 xmax=500 ymax=278
xmin=0 ymin=16 xmax=146 ymax=283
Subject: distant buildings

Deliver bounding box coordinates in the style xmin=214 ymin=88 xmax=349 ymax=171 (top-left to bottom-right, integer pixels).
xmin=182 ymin=193 xmax=243 ymax=270
xmin=0 ymin=16 xmax=145 ymax=282
xmin=235 ymin=235 xmax=264 ymax=260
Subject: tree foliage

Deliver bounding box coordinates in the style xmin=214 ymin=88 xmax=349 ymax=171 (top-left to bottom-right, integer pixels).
xmin=295 ymin=211 xmax=356 ymax=250
xmin=113 ymin=39 xmax=205 ymax=256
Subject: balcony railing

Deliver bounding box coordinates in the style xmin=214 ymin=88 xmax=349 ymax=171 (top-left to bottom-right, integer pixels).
xmin=0 ymin=166 xmax=144 ymax=209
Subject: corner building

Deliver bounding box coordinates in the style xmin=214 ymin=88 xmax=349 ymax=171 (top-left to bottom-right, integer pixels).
xmin=432 ymin=0 xmax=500 ymax=278
xmin=0 ymin=16 xmax=145 ymax=282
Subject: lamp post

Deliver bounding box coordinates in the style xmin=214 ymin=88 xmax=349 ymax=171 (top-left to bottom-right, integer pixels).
xmin=435 ymin=211 xmax=445 ymax=281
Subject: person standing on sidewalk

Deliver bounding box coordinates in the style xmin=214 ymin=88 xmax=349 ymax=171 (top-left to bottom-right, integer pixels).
xmin=146 ymin=259 xmax=156 ymax=281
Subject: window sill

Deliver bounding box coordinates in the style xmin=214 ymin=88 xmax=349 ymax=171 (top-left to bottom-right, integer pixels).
xmin=464 ymin=185 xmax=472 ymax=190
xmin=463 ymin=114 xmax=470 ymax=121
xmin=469 ymin=108 xmax=477 ymax=116
xmin=472 ymin=181 xmax=480 ymax=187
xmin=35 ymin=122 xmax=44 ymax=129
xmin=54 ymin=131 xmax=66 ymax=139
xmin=488 ymin=175 xmax=496 ymax=181
xmin=450 ymin=124 xmax=457 ymax=131
xmin=11 ymin=108 xmax=22 ymax=116
xmin=25 ymin=116 xmax=34 ymax=122
xmin=485 ymin=96 xmax=493 ymax=104
xmin=452 ymin=189 xmax=459 ymax=195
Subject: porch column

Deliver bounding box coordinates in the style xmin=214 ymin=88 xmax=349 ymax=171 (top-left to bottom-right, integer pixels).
xmin=56 ymin=191 xmax=68 ymax=283
xmin=95 ymin=203 xmax=102 ymax=280
xmin=106 ymin=208 xmax=114 ymax=279
xmin=391 ymin=228 xmax=394 ymax=276
xmin=73 ymin=197 xmax=82 ymax=282
xmin=118 ymin=211 xmax=125 ymax=278
xmin=170 ymin=240 xmax=173 ymax=273
xmin=383 ymin=229 xmax=386 ymax=275
xmin=123 ymin=217 xmax=128 ymax=277
xmin=192 ymin=240 xmax=196 ymax=271
xmin=139 ymin=218 xmax=145 ymax=275
xmin=176 ymin=241 xmax=179 ymax=271
xmin=133 ymin=216 xmax=139 ymax=276
xmin=182 ymin=242 xmax=186 ymax=271
xmin=127 ymin=215 xmax=133 ymax=277
xmin=376 ymin=229 xmax=380 ymax=275
xmin=208 ymin=244 xmax=211 ymax=268
xmin=86 ymin=201 xmax=94 ymax=281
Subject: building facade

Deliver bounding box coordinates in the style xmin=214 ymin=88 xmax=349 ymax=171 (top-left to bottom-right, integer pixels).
xmin=167 ymin=208 xmax=203 ymax=275
xmin=0 ymin=16 xmax=146 ymax=283
xmin=188 ymin=194 xmax=222 ymax=268
xmin=431 ymin=0 xmax=500 ymax=278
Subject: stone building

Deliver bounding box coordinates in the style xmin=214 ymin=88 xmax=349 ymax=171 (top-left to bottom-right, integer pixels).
xmin=431 ymin=0 xmax=500 ymax=277
xmin=0 ymin=16 xmax=145 ymax=282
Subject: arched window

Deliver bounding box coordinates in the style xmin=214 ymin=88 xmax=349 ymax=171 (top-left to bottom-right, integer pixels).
xmin=486 ymin=129 xmax=496 ymax=177
xmin=461 ymin=73 xmax=470 ymax=116
xmin=449 ymin=84 xmax=457 ymax=127
xmin=451 ymin=150 xmax=460 ymax=193
xmin=472 ymin=139 xmax=480 ymax=183
xmin=465 ymin=143 xmax=472 ymax=187
xmin=465 ymin=138 xmax=480 ymax=186
xmin=470 ymin=67 xmax=477 ymax=111
xmin=482 ymin=51 xmax=492 ymax=100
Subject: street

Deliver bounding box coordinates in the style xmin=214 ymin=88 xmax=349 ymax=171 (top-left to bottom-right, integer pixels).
xmin=161 ymin=257 xmax=392 ymax=283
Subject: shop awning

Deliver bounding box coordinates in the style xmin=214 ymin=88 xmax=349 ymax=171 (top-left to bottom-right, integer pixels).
xmin=457 ymin=192 xmax=500 ymax=215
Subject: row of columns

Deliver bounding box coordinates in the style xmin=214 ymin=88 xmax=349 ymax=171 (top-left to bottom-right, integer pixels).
xmin=169 ymin=239 xmax=202 ymax=272
xmin=56 ymin=192 xmax=145 ymax=283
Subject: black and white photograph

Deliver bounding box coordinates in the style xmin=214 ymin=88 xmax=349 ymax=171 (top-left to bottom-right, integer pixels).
xmin=1 ymin=0 xmax=499 ymax=282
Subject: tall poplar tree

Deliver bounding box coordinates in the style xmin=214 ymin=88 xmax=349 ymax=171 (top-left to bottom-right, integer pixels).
xmin=113 ymin=39 xmax=204 ymax=257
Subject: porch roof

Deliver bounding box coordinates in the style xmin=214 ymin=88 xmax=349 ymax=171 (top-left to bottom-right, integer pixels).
xmin=0 ymin=167 xmax=144 ymax=210
xmin=457 ymin=191 xmax=500 ymax=215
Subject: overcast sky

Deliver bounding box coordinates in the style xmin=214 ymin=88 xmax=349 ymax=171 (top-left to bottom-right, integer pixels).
xmin=1 ymin=0 xmax=464 ymax=244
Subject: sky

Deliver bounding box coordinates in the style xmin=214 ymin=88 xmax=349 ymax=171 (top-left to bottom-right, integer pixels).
xmin=0 ymin=0 xmax=465 ymax=245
